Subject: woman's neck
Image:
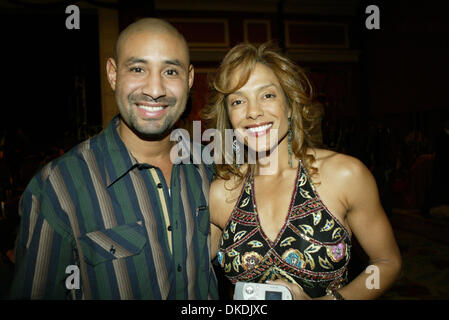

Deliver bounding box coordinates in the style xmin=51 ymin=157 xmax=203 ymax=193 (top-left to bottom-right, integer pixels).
xmin=254 ymin=137 xmax=296 ymax=176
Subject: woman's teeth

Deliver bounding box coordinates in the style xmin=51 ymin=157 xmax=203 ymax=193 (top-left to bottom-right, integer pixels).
xmin=246 ymin=123 xmax=273 ymax=133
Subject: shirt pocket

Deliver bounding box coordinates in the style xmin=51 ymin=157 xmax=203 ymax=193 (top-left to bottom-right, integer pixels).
xmin=195 ymin=205 xmax=211 ymax=273
xmin=196 ymin=205 xmax=210 ymax=236
xmin=78 ymin=221 xmax=147 ymax=266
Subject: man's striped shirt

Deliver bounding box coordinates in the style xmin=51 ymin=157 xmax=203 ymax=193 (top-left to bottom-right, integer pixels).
xmin=10 ymin=116 xmax=218 ymax=300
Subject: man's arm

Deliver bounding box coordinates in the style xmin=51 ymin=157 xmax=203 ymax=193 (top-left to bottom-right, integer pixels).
xmin=10 ymin=172 xmax=76 ymax=300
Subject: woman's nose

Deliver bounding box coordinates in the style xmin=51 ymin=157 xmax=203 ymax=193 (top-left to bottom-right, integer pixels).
xmin=246 ymin=100 xmax=264 ymax=119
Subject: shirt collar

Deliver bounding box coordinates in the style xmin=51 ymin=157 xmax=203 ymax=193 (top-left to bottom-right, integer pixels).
xmin=103 ymin=115 xmax=138 ymax=187
xmin=102 ymin=115 xmax=201 ymax=187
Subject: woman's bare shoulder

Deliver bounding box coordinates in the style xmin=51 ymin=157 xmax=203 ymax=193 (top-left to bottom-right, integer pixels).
xmin=310 ymin=148 xmax=370 ymax=182
xmin=210 ymin=175 xmax=246 ymax=209
xmin=210 ymin=176 xmax=244 ymax=227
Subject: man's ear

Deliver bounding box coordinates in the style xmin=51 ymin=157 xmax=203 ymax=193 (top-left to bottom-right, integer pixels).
xmin=106 ymin=58 xmax=117 ymax=91
xmin=188 ymin=64 xmax=194 ymax=90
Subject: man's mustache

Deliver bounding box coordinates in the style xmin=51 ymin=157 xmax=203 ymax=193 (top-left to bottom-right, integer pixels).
xmin=129 ymin=94 xmax=177 ymax=106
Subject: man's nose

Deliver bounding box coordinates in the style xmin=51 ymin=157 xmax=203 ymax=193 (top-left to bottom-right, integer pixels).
xmin=142 ymin=72 xmax=166 ymax=99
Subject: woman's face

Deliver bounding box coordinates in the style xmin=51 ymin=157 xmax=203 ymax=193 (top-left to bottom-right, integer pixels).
xmin=226 ymin=63 xmax=291 ymax=154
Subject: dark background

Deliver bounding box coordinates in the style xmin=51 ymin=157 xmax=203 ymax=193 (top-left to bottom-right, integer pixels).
xmin=0 ymin=4 xmax=102 ymax=151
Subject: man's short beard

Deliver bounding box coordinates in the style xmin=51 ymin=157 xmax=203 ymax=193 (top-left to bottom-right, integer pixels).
xmin=120 ymin=93 xmax=182 ymax=140
xmin=124 ymin=113 xmax=176 ymax=141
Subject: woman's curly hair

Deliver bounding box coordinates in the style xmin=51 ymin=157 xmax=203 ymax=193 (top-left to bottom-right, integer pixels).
xmin=201 ymin=42 xmax=322 ymax=181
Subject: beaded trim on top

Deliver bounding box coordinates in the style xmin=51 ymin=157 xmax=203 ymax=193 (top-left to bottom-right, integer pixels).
xmin=217 ymin=160 xmax=352 ymax=297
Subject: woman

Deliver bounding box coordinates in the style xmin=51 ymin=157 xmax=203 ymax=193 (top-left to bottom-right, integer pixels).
xmin=201 ymin=42 xmax=402 ymax=300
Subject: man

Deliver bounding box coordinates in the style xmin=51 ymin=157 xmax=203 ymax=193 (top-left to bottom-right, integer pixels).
xmin=10 ymin=18 xmax=218 ymax=300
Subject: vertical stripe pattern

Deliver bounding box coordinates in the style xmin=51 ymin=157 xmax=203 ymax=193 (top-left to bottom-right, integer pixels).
xmin=26 ymin=195 xmax=39 ymax=248
xmin=49 ymin=166 xmax=92 ymax=299
xmin=31 ymin=220 xmax=53 ymax=298
xmin=149 ymin=168 xmax=173 ymax=254
xmin=179 ymin=166 xmax=195 ymax=298
xmin=10 ymin=115 xmax=218 ymax=300
xmin=129 ymin=169 xmax=170 ymax=299
xmin=83 ymin=150 xmax=117 ymax=229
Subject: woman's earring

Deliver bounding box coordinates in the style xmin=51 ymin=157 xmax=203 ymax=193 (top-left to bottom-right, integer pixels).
xmin=288 ymin=117 xmax=293 ymax=168
xmin=232 ymin=137 xmax=240 ymax=153
xmin=232 ymin=137 xmax=241 ymax=169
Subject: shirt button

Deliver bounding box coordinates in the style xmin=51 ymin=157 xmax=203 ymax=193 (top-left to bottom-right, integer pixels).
xmin=157 ymin=183 xmax=163 ymax=188
xmin=167 ymin=225 xmax=173 ymax=231
xmin=177 ymin=265 xmax=182 ymax=272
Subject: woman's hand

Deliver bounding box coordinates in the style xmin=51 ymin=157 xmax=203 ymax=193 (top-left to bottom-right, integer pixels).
xmin=266 ymin=279 xmax=311 ymax=300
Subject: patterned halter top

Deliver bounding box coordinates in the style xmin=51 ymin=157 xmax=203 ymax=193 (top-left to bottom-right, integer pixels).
xmin=217 ymin=160 xmax=352 ymax=298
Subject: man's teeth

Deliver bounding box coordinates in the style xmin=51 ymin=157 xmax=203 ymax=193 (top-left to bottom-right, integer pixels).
xmin=246 ymin=123 xmax=273 ymax=133
xmin=138 ymin=105 xmax=164 ymax=111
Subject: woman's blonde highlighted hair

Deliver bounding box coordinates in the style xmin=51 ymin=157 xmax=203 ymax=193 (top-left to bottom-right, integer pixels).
xmin=201 ymin=42 xmax=322 ymax=180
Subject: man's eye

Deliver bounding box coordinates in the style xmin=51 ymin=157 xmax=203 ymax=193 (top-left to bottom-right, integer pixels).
xmin=165 ymin=69 xmax=178 ymax=76
xmin=264 ymin=93 xmax=275 ymax=99
xmin=130 ymin=67 xmax=144 ymax=73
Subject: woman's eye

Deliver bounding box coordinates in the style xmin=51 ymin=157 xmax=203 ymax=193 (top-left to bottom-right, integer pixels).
xmin=264 ymin=93 xmax=276 ymax=99
xmin=231 ymin=99 xmax=243 ymax=106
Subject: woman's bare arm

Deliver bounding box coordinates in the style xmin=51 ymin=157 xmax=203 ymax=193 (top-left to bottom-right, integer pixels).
xmin=322 ymin=156 xmax=402 ymax=299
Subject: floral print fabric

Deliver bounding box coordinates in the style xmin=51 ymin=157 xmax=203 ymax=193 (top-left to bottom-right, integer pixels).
xmin=217 ymin=161 xmax=352 ymax=298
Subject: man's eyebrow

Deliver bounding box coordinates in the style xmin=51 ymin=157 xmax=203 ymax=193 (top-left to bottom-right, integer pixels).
xmin=124 ymin=57 xmax=147 ymax=66
xmin=123 ymin=57 xmax=187 ymax=69
xmin=164 ymin=59 xmax=187 ymax=69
